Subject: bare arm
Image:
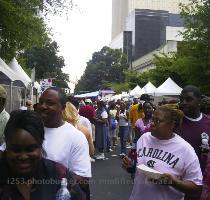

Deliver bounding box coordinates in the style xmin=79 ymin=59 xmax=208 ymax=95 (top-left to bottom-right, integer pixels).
xmin=78 ymin=124 xmax=95 ymax=156
xmin=86 ymin=132 xmax=95 ymax=156
xmin=95 ymin=118 xmax=107 ymax=124
xmin=157 ymin=173 xmax=202 ymax=194
xmin=135 ymin=126 xmax=142 ymax=139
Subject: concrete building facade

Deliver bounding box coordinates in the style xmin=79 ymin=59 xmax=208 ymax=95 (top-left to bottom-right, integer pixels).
xmin=112 ymin=0 xmax=190 ymax=39
xmin=110 ymin=0 xmax=189 ymax=72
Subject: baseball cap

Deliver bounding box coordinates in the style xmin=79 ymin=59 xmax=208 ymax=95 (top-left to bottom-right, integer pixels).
xmin=85 ymin=99 xmax=92 ymax=104
xmin=0 ymin=85 xmax=7 ymax=99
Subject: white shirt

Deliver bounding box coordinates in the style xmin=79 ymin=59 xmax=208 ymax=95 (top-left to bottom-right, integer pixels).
xmin=19 ymin=106 xmax=27 ymax=110
xmin=43 ymin=122 xmax=91 ymax=178
xmin=130 ymin=132 xmax=203 ymax=200
xmin=184 ymin=113 xmax=203 ymax=121
xmin=79 ymin=115 xmax=92 ymax=136
xmin=101 ymin=110 xmax=108 ymax=118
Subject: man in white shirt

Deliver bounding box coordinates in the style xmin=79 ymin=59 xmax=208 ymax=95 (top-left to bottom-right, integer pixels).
xmin=37 ymin=87 xmax=91 ymax=198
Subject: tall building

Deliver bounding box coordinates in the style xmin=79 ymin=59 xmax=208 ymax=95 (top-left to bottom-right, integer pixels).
xmin=112 ymin=0 xmax=190 ymax=39
xmin=112 ymin=0 xmax=128 ymax=40
xmin=128 ymin=9 xmax=184 ymax=60
xmin=128 ymin=0 xmax=191 ymax=14
xmin=110 ymin=0 xmax=190 ymax=72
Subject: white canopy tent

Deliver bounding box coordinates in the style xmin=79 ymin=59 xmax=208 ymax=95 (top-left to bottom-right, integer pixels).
xmin=110 ymin=94 xmax=122 ymax=101
xmin=8 ymin=58 xmax=31 ymax=87
xmin=0 ymin=57 xmax=28 ymax=111
xmin=74 ymin=91 xmax=99 ymax=98
xmin=0 ymin=58 xmax=22 ymax=84
xmin=140 ymin=82 xmax=156 ymax=95
xmin=155 ymin=77 xmax=182 ymax=96
xmin=34 ymin=81 xmax=41 ymax=91
xmin=129 ymin=85 xmax=142 ymax=96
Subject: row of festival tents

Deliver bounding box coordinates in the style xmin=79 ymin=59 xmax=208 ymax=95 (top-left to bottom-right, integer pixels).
xmin=74 ymin=78 xmax=182 ymax=100
xmin=74 ymin=90 xmax=115 ymax=98
xmin=129 ymin=77 xmax=182 ymax=97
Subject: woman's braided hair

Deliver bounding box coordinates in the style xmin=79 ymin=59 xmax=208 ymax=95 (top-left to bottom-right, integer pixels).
xmin=158 ymin=104 xmax=184 ymax=131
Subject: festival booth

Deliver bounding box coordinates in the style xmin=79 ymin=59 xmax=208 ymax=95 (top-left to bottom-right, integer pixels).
xmin=74 ymin=91 xmax=99 ymax=98
xmin=154 ymin=77 xmax=182 ymax=104
xmin=110 ymin=94 xmax=122 ymax=101
xmin=74 ymin=90 xmax=115 ymax=101
xmin=155 ymin=77 xmax=182 ymax=96
xmin=129 ymin=85 xmax=142 ymax=97
xmin=8 ymin=58 xmax=30 ymax=103
xmin=100 ymin=90 xmax=115 ymax=101
xmin=140 ymin=82 xmax=156 ymax=96
xmin=0 ymin=57 xmax=28 ymax=111
xmin=8 ymin=58 xmax=41 ymax=105
xmin=8 ymin=58 xmax=31 ymax=86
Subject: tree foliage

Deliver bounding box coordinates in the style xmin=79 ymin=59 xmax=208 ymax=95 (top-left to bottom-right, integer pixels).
xmin=74 ymin=46 xmax=129 ymax=93
xmin=179 ymin=0 xmax=210 ymax=93
xmin=41 ymin=0 xmax=74 ymax=16
xmin=0 ymin=0 xmax=74 ymax=89
xmin=0 ymin=0 xmax=75 ymax=62
xmin=0 ymin=0 xmax=48 ymax=62
xmin=22 ymin=41 xmax=69 ymax=88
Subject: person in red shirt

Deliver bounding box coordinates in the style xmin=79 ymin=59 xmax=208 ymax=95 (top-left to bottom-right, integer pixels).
xmin=79 ymin=99 xmax=96 ymax=124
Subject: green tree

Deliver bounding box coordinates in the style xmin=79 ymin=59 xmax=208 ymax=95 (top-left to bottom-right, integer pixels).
xmin=0 ymin=0 xmax=74 ymax=62
xmin=41 ymin=0 xmax=74 ymax=16
xmin=0 ymin=0 xmax=49 ymax=62
xmin=23 ymin=41 xmax=69 ymax=88
xmin=179 ymin=0 xmax=210 ymax=93
xmin=125 ymin=70 xmax=152 ymax=89
xmin=150 ymin=53 xmax=187 ymax=87
xmin=74 ymin=46 xmax=129 ymax=93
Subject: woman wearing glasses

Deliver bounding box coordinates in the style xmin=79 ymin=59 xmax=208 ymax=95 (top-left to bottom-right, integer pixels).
xmin=123 ymin=104 xmax=203 ymax=200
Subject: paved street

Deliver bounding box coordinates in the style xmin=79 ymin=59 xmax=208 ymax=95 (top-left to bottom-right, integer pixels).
xmin=90 ymin=147 xmax=133 ymax=200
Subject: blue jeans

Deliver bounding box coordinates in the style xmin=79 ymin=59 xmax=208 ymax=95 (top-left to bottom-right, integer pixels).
xmin=119 ymin=126 xmax=129 ymax=154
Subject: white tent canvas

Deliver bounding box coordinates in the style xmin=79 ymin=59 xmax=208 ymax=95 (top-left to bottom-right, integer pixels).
xmin=34 ymin=81 xmax=41 ymax=92
xmin=130 ymin=85 xmax=141 ymax=96
xmin=75 ymin=91 xmax=99 ymax=98
xmin=0 ymin=57 xmax=20 ymax=82
xmin=155 ymin=77 xmax=182 ymax=96
xmin=8 ymin=58 xmax=31 ymax=87
xmin=140 ymin=82 xmax=156 ymax=95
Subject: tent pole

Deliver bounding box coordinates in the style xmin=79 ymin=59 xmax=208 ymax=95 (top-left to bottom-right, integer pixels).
xmin=9 ymin=81 xmax=13 ymax=112
xmin=24 ymin=88 xmax=27 ymax=104
xmin=31 ymin=84 xmax=34 ymax=105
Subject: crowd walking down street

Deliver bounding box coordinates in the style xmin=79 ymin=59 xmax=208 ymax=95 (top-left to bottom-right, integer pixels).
xmin=0 ymin=84 xmax=210 ymax=200
xmin=1 ymin=0 xmax=210 ymax=199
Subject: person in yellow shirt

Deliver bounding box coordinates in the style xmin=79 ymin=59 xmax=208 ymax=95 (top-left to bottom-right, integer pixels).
xmin=129 ymin=98 xmax=144 ymax=142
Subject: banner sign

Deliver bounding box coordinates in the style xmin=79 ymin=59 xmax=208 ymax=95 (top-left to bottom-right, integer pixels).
xmin=40 ymin=79 xmax=53 ymax=92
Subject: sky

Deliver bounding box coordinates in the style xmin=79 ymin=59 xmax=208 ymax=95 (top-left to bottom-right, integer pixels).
xmin=48 ymin=0 xmax=112 ymax=91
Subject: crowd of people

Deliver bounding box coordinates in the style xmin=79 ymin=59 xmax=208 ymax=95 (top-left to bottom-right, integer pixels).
xmin=0 ymin=84 xmax=210 ymax=200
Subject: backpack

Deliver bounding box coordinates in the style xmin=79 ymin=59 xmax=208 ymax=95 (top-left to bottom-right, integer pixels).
xmin=111 ymin=117 xmax=117 ymax=129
